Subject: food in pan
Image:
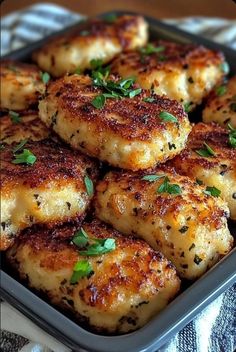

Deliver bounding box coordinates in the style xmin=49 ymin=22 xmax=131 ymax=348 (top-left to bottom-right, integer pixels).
xmin=6 ymin=219 xmax=180 ymax=333
xmin=111 ymin=41 xmax=226 ymax=109
xmin=32 ymin=15 xmax=148 ymax=77
xmin=168 ymin=122 xmax=236 ymax=220
xmin=0 ymin=139 xmax=98 ymax=250
xmin=203 ymin=76 xmax=236 ymax=128
xmin=0 ymin=60 xmax=46 ymax=111
xmin=38 ymin=74 xmax=191 ymax=170
xmin=0 ymin=112 xmax=49 ymax=144
xmin=94 ymin=167 xmax=233 ymax=280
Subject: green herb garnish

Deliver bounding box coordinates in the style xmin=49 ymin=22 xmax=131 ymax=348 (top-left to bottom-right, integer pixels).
xmin=157 ymin=176 xmax=182 ymax=195
xmin=215 ymin=85 xmax=227 ymax=96
xmin=159 ymin=111 xmax=177 ymax=123
xmin=141 ymin=174 xmax=165 ymax=182
xmin=143 ymin=97 xmax=155 ymax=103
xmin=90 ymin=59 xmax=103 ymax=70
xmin=12 ymin=149 xmax=37 ymax=165
xmin=196 ymin=142 xmax=215 ymax=157
xmin=228 ymin=123 xmax=236 ymax=148
xmin=79 ymin=238 xmax=116 ymax=256
xmin=203 ymin=186 xmax=221 ymax=197
xmin=140 ymin=44 xmax=165 ymax=56
xmin=91 ymin=94 xmax=106 ymax=109
xmin=183 ymin=102 xmax=192 ymax=113
xmin=40 ymin=71 xmax=50 ymax=84
xmin=72 ymin=228 xmax=89 ymax=248
xmin=12 ymin=139 xmax=28 ymax=153
xmin=70 ymin=260 xmax=93 ymax=284
xmin=104 ymin=14 xmax=117 ymax=23
xmin=9 ymin=110 xmax=21 ymax=124
xmin=84 ymin=175 xmax=94 ymax=196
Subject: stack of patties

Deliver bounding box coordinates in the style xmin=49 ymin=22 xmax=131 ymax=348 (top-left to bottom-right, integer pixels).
xmin=1 ymin=14 xmax=234 ymax=334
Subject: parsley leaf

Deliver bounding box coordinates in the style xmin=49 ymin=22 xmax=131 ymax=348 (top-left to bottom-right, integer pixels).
xmin=70 ymin=260 xmax=93 ymax=284
xmin=40 ymin=71 xmax=50 ymax=84
xmin=72 ymin=228 xmax=89 ymax=248
xmin=215 ymin=85 xmax=227 ymax=96
xmin=183 ymin=102 xmax=192 ymax=113
xmin=91 ymin=94 xmax=106 ymax=109
xmin=196 ymin=142 xmax=215 ymax=157
xmin=84 ymin=175 xmax=94 ymax=196
xmin=90 ymin=59 xmax=103 ymax=70
xmin=12 ymin=149 xmax=37 ymax=165
xmin=79 ymin=238 xmax=116 ymax=256
xmin=141 ymin=174 xmax=165 ymax=182
xmin=159 ymin=111 xmax=177 ymax=123
xmin=140 ymin=44 xmax=165 ymax=55
xmin=228 ymin=123 xmax=236 ymax=148
xmin=104 ymin=14 xmax=117 ymax=23
xmin=143 ymin=97 xmax=155 ymax=103
xmin=219 ymin=62 xmax=230 ymax=74
xmin=203 ymin=186 xmax=221 ymax=197
xmin=9 ymin=110 xmax=21 ymax=124
xmin=157 ymin=176 xmax=182 ymax=195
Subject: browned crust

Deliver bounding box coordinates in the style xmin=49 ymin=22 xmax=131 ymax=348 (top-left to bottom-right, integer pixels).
xmin=32 ymin=15 xmax=145 ymax=60
xmin=0 ymin=139 xmax=99 ymax=189
xmin=111 ymin=40 xmax=225 ymax=74
xmin=0 ymin=60 xmax=42 ymax=77
xmin=170 ymin=122 xmax=236 ymax=173
xmin=45 ymin=74 xmax=187 ymax=141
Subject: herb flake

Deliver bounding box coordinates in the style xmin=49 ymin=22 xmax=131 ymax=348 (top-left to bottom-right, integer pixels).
xmin=40 ymin=71 xmax=50 ymax=84
xmin=215 ymin=85 xmax=227 ymax=96
xmin=196 ymin=142 xmax=216 ymax=157
xmin=159 ymin=111 xmax=177 ymax=123
xmin=79 ymin=238 xmax=116 ymax=256
xmin=228 ymin=123 xmax=236 ymax=148
xmin=203 ymin=186 xmax=221 ymax=197
xmin=72 ymin=228 xmax=89 ymax=248
xmin=141 ymin=174 xmax=165 ymax=182
xmin=84 ymin=175 xmax=94 ymax=196
xmin=157 ymin=176 xmax=182 ymax=195
xmin=12 ymin=149 xmax=37 ymax=165
xmin=70 ymin=260 xmax=93 ymax=284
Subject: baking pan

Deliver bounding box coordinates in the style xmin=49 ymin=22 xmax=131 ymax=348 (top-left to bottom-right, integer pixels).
xmin=1 ymin=10 xmax=236 ymax=352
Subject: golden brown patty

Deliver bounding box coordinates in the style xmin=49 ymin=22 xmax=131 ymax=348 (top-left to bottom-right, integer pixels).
xmin=0 ymin=60 xmax=45 ymax=111
xmin=39 ymin=74 xmax=191 ymax=170
xmin=169 ymin=122 xmax=236 ymax=220
xmin=111 ymin=41 xmax=226 ymax=108
xmin=0 ymin=139 xmax=98 ymax=250
xmin=203 ymin=76 xmax=236 ymax=128
xmin=6 ymin=219 xmax=180 ymax=333
xmin=0 ymin=112 xmax=49 ymax=144
xmin=32 ymin=15 xmax=148 ymax=77
xmin=94 ymin=167 xmax=233 ymax=280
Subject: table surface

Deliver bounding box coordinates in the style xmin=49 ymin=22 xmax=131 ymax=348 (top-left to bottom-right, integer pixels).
xmin=1 ymin=0 xmax=236 ymax=19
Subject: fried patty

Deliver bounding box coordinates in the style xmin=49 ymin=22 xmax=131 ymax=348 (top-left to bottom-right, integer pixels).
xmin=111 ymin=41 xmax=225 ymax=109
xmin=94 ymin=167 xmax=233 ymax=280
xmin=203 ymin=76 xmax=236 ymax=128
xmin=1 ymin=112 xmax=49 ymax=144
xmin=169 ymin=122 xmax=236 ymax=220
xmin=32 ymin=15 xmax=148 ymax=77
xmin=6 ymin=219 xmax=180 ymax=333
xmin=0 ymin=139 xmax=98 ymax=250
xmin=0 ymin=60 xmax=45 ymax=111
xmin=39 ymin=74 xmax=191 ymax=170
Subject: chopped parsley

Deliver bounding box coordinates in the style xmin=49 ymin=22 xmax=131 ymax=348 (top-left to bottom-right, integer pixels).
xmin=141 ymin=174 xmax=165 ymax=182
xmin=12 ymin=149 xmax=37 ymax=165
xmin=104 ymin=14 xmax=117 ymax=23
xmin=196 ymin=142 xmax=215 ymax=157
xmin=139 ymin=43 xmax=165 ymax=56
xmin=84 ymin=175 xmax=94 ymax=196
xmin=12 ymin=139 xmax=28 ymax=153
xmin=70 ymin=260 xmax=93 ymax=284
xmin=9 ymin=110 xmax=21 ymax=124
xmin=143 ymin=97 xmax=155 ymax=103
xmin=183 ymin=102 xmax=192 ymax=113
xmin=40 ymin=71 xmax=50 ymax=84
xmin=203 ymin=186 xmax=221 ymax=197
xmin=228 ymin=123 xmax=236 ymax=148
xmin=159 ymin=111 xmax=177 ymax=123
xmin=157 ymin=176 xmax=182 ymax=195
xmin=72 ymin=228 xmax=89 ymax=248
xmin=79 ymin=238 xmax=116 ymax=256
xmin=90 ymin=58 xmax=103 ymax=70
xmin=91 ymin=94 xmax=106 ymax=109
xmin=215 ymin=85 xmax=227 ymax=96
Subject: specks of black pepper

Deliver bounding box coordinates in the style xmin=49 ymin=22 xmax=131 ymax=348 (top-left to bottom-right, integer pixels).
xmin=151 ymin=221 xmax=155 ymax=225
xmin=232 ymin=192 xmax=236 ymax=199
xmin=181 ymin=264 xmax=188 ymax=269
xmin=96 ymin=260 xmax=102 ymax=264
xmin=133 ymin=207 xmax=138 ymax=216
xmin=188 ymin=77 xmax=194 ymax=84
xmin=85 ymin=167 xmax=92 ymax=176
xmin=1 ymin=222 xmax=6 ymax=231
xmin=81 ymin=104 xmax=92 ymax=114
xmin=180 ymin=251 xmax=185 ymax=257
xmin=189 ymin=243 xmax=195 ymax=251
xmin=76 ymin=130 xmax=80 ymax=134
xmin=166 ymin=262 xmax=174 ymax=270
xmin=166 ymin=225 xmax=171 ymax=230
xmin=160 ymin=148 xmax=164 ymax=152
xmin=33 ymin=194 xmax=39 ymax=199
xmin=157 ymin=269 xmax=162 ymax=273
xmin=168 ymin=142 xmax=176 ymax=150
xmin=186 ymin=216 xmax=191 ymax=221
xmin=66 ymin=202 xmax=71 ymax=210
xmin=61 ymin=279 xmax=67 ymax=285
xmin=134 ymin=192 xmax=141 ymax=201
xmin=194 ymin=254 xmax=203 ymax=265
xmin=135 ymin=301 xmax=149 ymax=308
xmin=55 ymin=91 xmax=62 ymax=97
xmin=179 ymin=225 xmax=189 ymax=234
xmin=127 ymin=317 xmax=137 ymax=326
xmin=36 ymin=201 xmax=41 ymax=207
xmin=79 ymin=141 xmax=85 ymax=148
xmin=70 ymin=134 xmax=75 ymax=140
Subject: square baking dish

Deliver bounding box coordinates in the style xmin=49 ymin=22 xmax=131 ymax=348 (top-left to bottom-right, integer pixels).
xmin=1 ymin=10 xmax=236 ymax=352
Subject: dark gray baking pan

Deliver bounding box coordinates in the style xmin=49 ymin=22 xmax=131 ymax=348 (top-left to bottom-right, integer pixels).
xmin=1 ymin=10 xmax=236 ymax=352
